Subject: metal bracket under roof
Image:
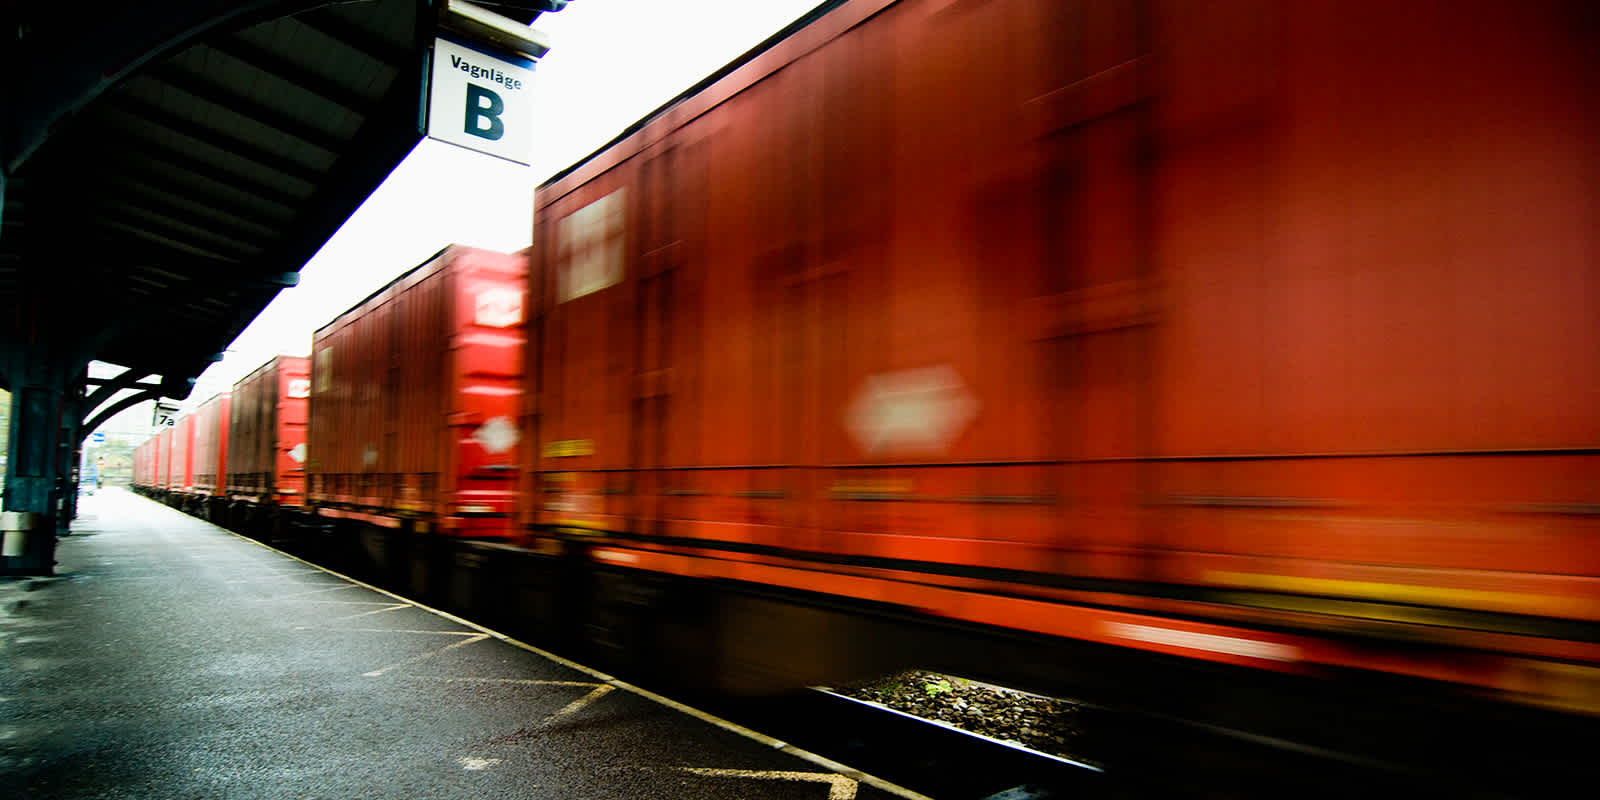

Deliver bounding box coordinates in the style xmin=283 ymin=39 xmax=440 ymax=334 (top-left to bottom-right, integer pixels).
xmin=439 ymin=1 xmax=553 ymax=59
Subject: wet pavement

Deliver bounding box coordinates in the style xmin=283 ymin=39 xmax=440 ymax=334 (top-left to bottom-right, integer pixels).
xmin=1 ymin=488 xmax=914 ymax=799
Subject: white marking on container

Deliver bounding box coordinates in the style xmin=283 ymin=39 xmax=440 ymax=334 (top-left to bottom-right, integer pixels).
xmin=593 ymin=549 xmax=638 ymax=565
xmin=1102 ymin=622 xmax=1300 ymax=662
xmin=461 ymin=385 xmax=522 ymax=397
xmin=473 ymin=287 xmax=524 ymax=328
xmin=472 ymin=416 xmax=520 ymax=453
xmin=846 ymin=364 xmax=977 ymax=457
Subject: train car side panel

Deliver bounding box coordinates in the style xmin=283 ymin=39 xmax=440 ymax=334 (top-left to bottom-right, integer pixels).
xmin=525 ymin=0 xmax=1598 ymax=710
xmin=190 ymin=394 xmax=230 ymax=498
xmin=276 ymin=357 xmax=310 ymax=505
xmin=310 ymin=246 xmax=525 ymax=536
xmin=156 ymin=427 xmax=172 ymax=491
xmin=446 ymin=248 xmax=528 ymax=534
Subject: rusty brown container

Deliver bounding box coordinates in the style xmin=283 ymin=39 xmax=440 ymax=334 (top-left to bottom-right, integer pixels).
xmin=524 ymin=0 xmax=1597 ymax=708
xmin=308 ymin=246 xmax=528 ymax=537
xmin=155 ymin=428 xmax=172 ymax=490
xmin=189 ymin=393 xmax=230 ymax=498
xmin=227 ymin=356 xmax=310 ymax=506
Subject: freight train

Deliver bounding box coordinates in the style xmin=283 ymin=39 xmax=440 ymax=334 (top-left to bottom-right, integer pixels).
xmin=133 ymin=0 xmax=1596 ymax=783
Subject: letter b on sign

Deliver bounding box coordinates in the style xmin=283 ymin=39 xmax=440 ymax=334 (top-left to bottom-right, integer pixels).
xmin=465 ymin=84 xmax=504 ymax=141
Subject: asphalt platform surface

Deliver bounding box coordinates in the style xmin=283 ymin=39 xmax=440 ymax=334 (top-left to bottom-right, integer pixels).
xmin=1 ymin=488 xmax=912 ymax=799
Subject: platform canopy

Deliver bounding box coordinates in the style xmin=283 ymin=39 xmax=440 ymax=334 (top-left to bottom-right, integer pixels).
xmin=0 ymin=0 xmax=568 ymax=392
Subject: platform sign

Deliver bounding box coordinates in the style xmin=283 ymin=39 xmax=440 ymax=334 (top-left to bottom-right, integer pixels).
xmin=89 ymin=432 xmax=105 ymax=444
xmin=427 ymin=35 xmax=536 ymax=165
xmin=153 ymin=401 xmax=179 ymax=428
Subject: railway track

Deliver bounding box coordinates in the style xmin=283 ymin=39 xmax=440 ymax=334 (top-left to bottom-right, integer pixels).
xmin=702 ymin=688 xmax=1109 ymax=800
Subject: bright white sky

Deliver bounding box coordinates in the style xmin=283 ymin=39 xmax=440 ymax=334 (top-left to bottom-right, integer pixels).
xmin=123 ymin=0 xmax=823 ymax=420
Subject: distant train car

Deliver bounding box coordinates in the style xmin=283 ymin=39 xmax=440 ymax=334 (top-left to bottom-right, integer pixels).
xmin=155 ymin=425 xmax=174 ymax=495
xmin=168 ymin=413 xmax=197 ymax=507
xmin=306 ymin=245 xmax=528 ymax=539
xmin=225 ymin=356 xmax=310 ymax=535
xmin=188 ymin=393 xmax=230 ymax=518
xmin=525 ymin=0 xmax=1597 ymax=715
xmin=132 ymin=438 xmax=152 ymax=492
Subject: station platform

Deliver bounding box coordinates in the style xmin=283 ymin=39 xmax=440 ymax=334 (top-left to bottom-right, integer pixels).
xmin=1 ymin=488 xmax=914 ymax=799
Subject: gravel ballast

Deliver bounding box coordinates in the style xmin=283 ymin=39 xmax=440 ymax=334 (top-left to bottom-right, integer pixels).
xmin=834 ymin=670 xmax=1090 ymax=763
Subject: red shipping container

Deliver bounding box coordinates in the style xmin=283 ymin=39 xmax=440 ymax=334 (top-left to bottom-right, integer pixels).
xmin=525 ymin=0 xmax=1597 ymax=701
xmin=189 ymin=393 xmax=230 ymax=498
xmin=168 ymin=414 xmax=195 ymax=493
xmin=227 ymin=356 xmax=310 ymax=506
xmin=308 ymin=246 xmax=527 ymax=537
xmin=141 ymin=438 xmax=156 ymax=489
xmin=156 ymin=426 xmax=173 ymax=491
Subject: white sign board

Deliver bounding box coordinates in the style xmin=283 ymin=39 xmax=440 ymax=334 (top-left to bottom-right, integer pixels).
xmin=428 ymin=36 xmax=536 ymax=165
xmin=153 ymin=401 xmax=179 ymax=428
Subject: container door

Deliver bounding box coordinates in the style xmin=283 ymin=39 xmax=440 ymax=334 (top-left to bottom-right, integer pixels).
xmin=632 ymin=144 xmax=709 ymax=533
xmin=1025 ymin=0 xmax=1156 ymax=582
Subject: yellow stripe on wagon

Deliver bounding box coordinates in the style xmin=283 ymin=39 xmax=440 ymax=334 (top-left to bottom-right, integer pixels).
xmin=1206 ymin=571 xmax=1590 ymax=619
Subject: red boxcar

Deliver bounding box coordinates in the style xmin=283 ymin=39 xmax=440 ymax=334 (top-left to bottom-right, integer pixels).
xmin=167 ymin=413 xmax=195 ymax=497
xmin=526 ymin=0 xmax=1597 ymax=713
xmin=155 ymin=426 xmax=174 ymax=492
xmin=143 ymin=437 xmax=158 ymax=490
xmin=132 ymin=439 xmax=147 ymax=489
xmin=189 ymin=393 xmax=230 ymax=500
xmin=308 ymin=246 xmax=528 ymax=537
xmin=226 ymin=356 xmax=310 ymax=507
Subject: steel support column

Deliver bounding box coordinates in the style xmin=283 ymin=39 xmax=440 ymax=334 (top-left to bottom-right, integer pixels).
xmin=1 ymin=345 xmax=75 ymax=575
xmin=55 ymin=373 xmax=87 ymax=532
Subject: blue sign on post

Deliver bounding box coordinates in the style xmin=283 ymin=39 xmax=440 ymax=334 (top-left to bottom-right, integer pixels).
xmin=90 ymin=432 xmax=105 ymax=444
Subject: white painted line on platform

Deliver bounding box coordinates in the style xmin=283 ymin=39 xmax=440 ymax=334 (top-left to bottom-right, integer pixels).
xmin=363 ymin=633 xmax=490 ymax=677
xmin=543 ymin=684 xmax=614 ymax=725
xmin=679 ymin=767 xmax=858 ymax=800
xmin=328 ymin=603 xmax=410 ymax=621
xmin=295 ymin=628 xmax=482 ymax=636
xmin=213 ymin=527 xmax=933 ymax=800
xmin=260 ymin=584 xmax=361 ymax=600
xmin=458 ymin=756 xmax=501 ymax=771
xmin=427 ymin=677 xmax=602 ymax=688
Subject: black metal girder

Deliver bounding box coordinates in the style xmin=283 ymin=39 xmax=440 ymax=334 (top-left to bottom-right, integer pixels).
xmin=205 ymin=36 xmax=376 ymax=113
xmin=98 ymin=96 xmax=328 ymax=185
xmin=1 ymin=0 xmax=574 ymax=397
xmin=3 ymin=1 xmax=336 ymax=174
xmin=142 ymin=65 xmax=349 ymax=154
